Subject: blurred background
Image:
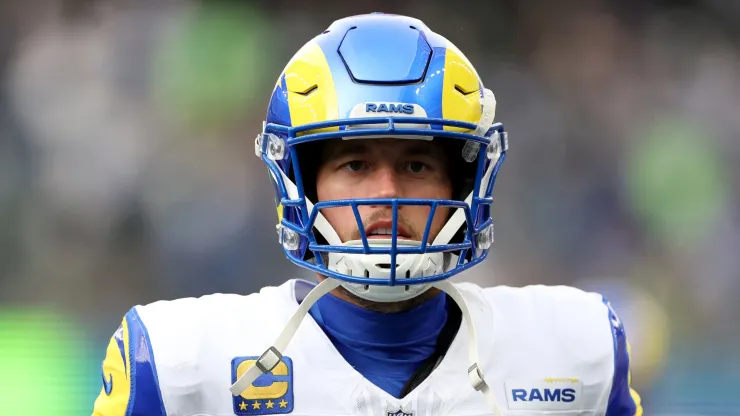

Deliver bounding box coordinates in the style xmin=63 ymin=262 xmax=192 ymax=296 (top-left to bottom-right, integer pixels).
xmin=0 ymin=0 xmax=738 ymax=414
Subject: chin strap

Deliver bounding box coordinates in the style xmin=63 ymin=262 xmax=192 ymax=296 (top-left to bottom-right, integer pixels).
xmin=229 ymin=278 xmax=340 ymax=396
xmin=229 ymin=278 xmax=503 ymax=416
xmin=432 ymin=280 xmax=503 ymax=416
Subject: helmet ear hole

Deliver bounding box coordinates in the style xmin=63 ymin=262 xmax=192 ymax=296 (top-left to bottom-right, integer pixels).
xmin=293 ymin=141 xmax=325 ymax=203
xmin=436 ymin=138 xmax=477 ymax=200
xmin=291 ymin=140 xmax=327 ymax=264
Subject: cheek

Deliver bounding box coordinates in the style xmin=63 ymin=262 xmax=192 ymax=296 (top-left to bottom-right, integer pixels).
xmin=316 ymin=171 xmax=368 ymax=203
xmin=316 ymin=169 xmax=358 ymax=241
xmin=315 ymin=168 xmax=335 ymax=202
xmin=420 ymin=183 xmax=454 ymax=231
xmin=431 ymin=206 xmax=451 ymax=230
xmin=400 ymin=180 xmax=453 ymax=238
xmin=407 ymin=205 xmax=450 ymax=240
xmin=318 ymin=207 xmax=357 ymax=242
xmin=402 ymin=175 xmax=453 ymax=202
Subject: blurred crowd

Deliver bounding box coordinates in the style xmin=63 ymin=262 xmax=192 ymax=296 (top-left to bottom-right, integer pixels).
xmin=0 ymin=0 xmax=738 ymax=414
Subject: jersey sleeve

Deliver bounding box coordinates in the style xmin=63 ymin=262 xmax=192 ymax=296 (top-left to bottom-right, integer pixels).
xmin=92 ymin=308 xmax=166 ymax=416
xmin=603 ymin=298 xmax=644 ymax=416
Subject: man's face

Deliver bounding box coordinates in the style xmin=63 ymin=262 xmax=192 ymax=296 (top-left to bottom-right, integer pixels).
xmin=315 ymin=138 xmax=453 ymax=243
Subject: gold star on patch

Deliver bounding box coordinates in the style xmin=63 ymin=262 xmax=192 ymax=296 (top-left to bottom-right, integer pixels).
xmin=279 ymin=399 xmax=288 ymax=408
xmin=266 ymin=400 xmax=275 ymax=409
xmin=252 ymin=401 xmax=261 ymax=410
xmin=239 ymin=401 xmax=247 ymax=411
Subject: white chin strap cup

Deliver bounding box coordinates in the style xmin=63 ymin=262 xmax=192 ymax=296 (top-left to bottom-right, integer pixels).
xmin=229 ymin=278 xmax=503 ymax=416
xmin=327 ymin=239 xmax=447 ymax=303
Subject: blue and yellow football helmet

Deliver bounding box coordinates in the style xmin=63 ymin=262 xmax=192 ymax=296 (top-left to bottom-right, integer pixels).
xmin=256 ymin=12 xmax=508 ymax=302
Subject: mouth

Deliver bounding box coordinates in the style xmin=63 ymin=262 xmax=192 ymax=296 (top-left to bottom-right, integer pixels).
xmin=364 ymin=220 xmax=413 ymax=240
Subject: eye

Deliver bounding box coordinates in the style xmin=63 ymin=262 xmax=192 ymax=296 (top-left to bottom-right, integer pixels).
xmin=344 ymin=160 xmax=366 ymax=172
xmin=406 ymin=161 xmax=428 ymax=174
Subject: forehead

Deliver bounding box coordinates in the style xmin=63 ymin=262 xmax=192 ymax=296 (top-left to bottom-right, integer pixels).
xmin=321 ymin=138 xmax=446 ymax=158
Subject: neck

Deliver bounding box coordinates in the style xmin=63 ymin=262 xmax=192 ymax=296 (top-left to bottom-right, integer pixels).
xmin=309 ymin=283 xmax=449 ymax=377
xmin=316 ymin=274 xmax=441 ymax=314
xmin=306 ymin=277 xmax=451 ymax=398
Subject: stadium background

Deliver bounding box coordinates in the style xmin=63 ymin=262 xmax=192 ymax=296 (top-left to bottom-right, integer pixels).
xmin=0 ymin=0 xmax=738 ymax=414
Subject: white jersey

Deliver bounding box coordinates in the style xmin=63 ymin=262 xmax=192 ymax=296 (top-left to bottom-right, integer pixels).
xmin=92 ymin=279 xmax=642 ymax=416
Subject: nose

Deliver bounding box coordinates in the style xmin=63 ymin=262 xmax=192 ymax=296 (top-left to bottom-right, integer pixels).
xmin=368 ymin=164 xmax=401 ymax=200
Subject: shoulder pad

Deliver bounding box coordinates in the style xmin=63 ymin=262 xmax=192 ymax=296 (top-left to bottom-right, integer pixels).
xmin=483 ymin=284 xmax=606 ymax=319
xmin=482 ymin=284 xmax=614 ymax=361
xmin=481 ymin=285 xmax=643 ymax=415
xmin=91 ymin=308 xmax=165 ymax=416
xmin=92 ymin=283 xmax=294 ymax=415
xmin=603 ymin=297 xmax=643 ymax=416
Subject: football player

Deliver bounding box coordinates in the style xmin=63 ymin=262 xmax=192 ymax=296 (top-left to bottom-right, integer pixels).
xmin=92 ymin=13 xmax=643 ymax=416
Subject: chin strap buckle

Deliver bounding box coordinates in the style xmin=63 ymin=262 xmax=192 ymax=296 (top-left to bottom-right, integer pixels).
xmin=256 ymin=346 xmax=282 ymax=374
xmin=468 ymin=363 xmax=486 ymax=391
